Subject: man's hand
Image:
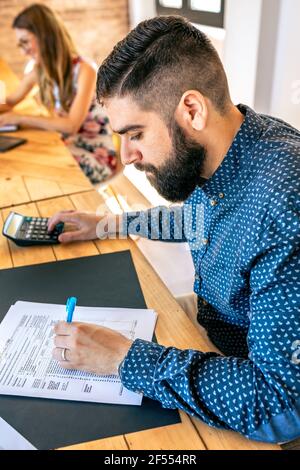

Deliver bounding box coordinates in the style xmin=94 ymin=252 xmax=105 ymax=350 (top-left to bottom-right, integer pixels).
xmin=52 ymin=321 xmax=133 ymax=375
xmin=47 ymin=210 xmax=119 ymax=243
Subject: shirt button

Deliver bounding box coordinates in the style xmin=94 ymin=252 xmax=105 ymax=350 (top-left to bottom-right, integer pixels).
xmin=219 ymin=192 xmax=225 ymax=199
xmin=210 ymin=199 xmax=218 ymax=207
xmin=202 ymin=238 xmax=209 ymax=245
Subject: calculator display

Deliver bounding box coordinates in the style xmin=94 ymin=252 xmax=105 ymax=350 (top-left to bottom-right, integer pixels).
xmin=5 ymin=213 xmax=23 ymax=237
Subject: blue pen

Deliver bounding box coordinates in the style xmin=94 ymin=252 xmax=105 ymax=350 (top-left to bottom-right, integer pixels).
xmin=66 ymin=297 xmax=77 ymax=323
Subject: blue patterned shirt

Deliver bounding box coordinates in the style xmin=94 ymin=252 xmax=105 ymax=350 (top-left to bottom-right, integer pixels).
xmin=120 ymin=104 xmax=300 ymax=443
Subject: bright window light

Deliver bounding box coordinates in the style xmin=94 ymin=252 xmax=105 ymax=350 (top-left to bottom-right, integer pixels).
xmin=190 ymin=0 xmax=221 ymax=13
xmin=159 ymin=0 xmax=183 ymax=8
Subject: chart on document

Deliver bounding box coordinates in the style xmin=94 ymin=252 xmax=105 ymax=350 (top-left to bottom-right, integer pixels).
xmin=0 ymin=301 xmax=157 ymax=405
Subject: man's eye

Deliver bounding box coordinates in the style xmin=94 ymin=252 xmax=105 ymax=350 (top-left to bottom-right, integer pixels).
xmin=130 ymin=133 xmax=142 ymax=141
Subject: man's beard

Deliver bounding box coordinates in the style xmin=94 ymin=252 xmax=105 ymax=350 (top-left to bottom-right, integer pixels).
xmin=135 ymin=121 xmax=206 ymax=202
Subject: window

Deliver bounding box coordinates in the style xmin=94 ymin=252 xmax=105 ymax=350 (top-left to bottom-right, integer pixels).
xmin=156 ymin=0 xmax=225 ymax=28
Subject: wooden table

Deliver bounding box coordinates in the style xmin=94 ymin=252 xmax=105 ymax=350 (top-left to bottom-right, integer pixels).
xmin=0 ymin=59 xmax=280 ymax=450
xmin=0 ymin=58 xmax=91 ymax=209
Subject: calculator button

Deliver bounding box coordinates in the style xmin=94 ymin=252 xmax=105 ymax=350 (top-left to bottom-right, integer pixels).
xmin=25 ymin=234 xmax=31 ymax=239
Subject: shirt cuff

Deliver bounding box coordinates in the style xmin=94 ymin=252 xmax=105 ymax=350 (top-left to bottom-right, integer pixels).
xmin=119 ymin=338 xmax=166 ymax=399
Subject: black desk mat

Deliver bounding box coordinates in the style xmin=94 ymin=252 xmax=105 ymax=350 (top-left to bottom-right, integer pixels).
xmin=0 ymin=251 xmax=180 ymax=449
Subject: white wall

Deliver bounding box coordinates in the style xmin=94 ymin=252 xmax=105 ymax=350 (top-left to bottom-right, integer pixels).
xmin=254 ymin=0 xmax=281 ymax=114
xmin=129 ymin=0 xmax=156 ymax=28
xmin=270 ymin=0 xmax=300 ymax=129
xmin=223 ymin=0 xmax=262 ymax=107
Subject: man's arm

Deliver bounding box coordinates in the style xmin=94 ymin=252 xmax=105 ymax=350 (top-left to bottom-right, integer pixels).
xmin=48 ymin=206 xmax=187 ymax=243
xmin=119 ymin=208 xmax=300 ymax=443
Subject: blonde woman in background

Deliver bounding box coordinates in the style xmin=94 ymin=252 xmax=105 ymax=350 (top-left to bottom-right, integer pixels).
xmin=0 ymin=3 xmax=118 ymax=185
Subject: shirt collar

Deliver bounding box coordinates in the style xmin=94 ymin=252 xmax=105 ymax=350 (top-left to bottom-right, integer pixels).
xmin=199 ymin=104 xmax=265 ymax=199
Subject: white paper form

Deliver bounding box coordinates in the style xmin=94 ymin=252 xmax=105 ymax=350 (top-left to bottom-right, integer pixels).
xmin=0 ymin=417 xmax=36 ymax=450
xmin=0 ymin=301 xmax=157 ymax=406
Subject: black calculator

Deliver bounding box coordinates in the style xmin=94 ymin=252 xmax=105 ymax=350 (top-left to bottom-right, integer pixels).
xmin=2 ymin=211 xmax=64 ymax=247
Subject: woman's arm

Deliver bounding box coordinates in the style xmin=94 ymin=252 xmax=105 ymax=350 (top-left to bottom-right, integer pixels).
xmin=0 ymin=61 xmax=96 ymax=134
xmin=0 ymin=68 xmax=37 ymax=113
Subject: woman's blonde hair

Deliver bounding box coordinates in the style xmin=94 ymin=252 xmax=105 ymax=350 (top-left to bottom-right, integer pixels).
xmin=13 ymin=3 xmax=78 ymax=111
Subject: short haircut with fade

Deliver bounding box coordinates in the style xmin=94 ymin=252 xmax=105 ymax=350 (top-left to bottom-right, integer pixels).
xmin=97 ymin=16 xmax=231 ymax=123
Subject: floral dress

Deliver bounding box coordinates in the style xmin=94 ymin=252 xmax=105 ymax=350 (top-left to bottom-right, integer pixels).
xmin=53 ymin=57 xmax=118 ymax=185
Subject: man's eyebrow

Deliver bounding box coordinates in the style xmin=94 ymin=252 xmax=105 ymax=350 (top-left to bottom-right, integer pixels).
xmin=113 ymin=124 xmax=145 ymax=135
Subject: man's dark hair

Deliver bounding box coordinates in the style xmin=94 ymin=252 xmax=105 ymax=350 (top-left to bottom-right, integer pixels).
xmin=97 ymin=16 xmax=231 ymax=122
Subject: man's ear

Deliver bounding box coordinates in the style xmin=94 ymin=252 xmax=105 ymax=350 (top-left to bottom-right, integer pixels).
xmin=175 ymin=90 xmax=208 ymax=132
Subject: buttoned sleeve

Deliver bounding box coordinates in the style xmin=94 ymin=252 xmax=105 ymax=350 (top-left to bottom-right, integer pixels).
xmin=119 ymin=208 xmax=300 ymax=443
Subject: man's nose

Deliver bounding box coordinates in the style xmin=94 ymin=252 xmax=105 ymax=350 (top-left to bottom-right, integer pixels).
xmin=120 ymin=143 xmax=142 ymax=166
